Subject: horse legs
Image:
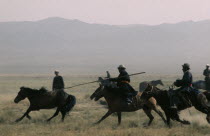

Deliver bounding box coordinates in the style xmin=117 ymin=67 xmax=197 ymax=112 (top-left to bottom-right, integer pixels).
xmin=15 ymin=107 xmax=31 ymax=122
xmin=26 ymin=114 xmax=32 ymax=120
xmin=47 ymin=108 xmax=60 ymax=122
xmin=175 ymin=116 xmax=191 ymax=125
xmin=61 ymin=111 xmax=66 ymax=122
xmin=194 ymin=105 xmax=208 ymax=114
xmin=117 ymin=112 xmax=121 ymax=125
xmin=152 ymin=106 xmax=167 ymax=125
xmin=143 ymin=106 xmax=154 ymax=126
xmin=169 ymin=109 xmax=190 ymax=125
xmin=162 ymin=109 xmax=173 ymax=128
xmin=94 ymin=110 xmax=112 ymax=124
xmin=165 ymin=113 xmax=171 ymax=128
xmin=194 ymin=105 xmax=210 ymax=124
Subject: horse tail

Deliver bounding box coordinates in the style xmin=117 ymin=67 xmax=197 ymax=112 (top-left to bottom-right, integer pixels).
xmin=65 ymin=95 xmax=76 ymax=112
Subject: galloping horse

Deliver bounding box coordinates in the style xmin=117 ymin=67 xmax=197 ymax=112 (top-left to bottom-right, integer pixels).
xmin=90 ymin=78 xmax=166 ymax=126
xmin=139 ymin=80 xmax=164 ymax=92
xmin=141 ymin=84 xmax=210 ymax=127
xmin=14 ymin=87 xmax=76 ymax=122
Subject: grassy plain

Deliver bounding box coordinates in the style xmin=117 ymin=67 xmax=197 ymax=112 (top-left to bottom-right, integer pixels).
xmin=0 ymin=74 xmax=209 ymax=136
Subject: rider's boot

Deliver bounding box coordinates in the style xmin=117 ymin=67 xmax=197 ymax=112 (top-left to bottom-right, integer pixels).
xmin=126 ymin=93 xmax=133 ymax=104
xmin=170 ymin=95 xmax=178 ymax=110
xmin=126 ymin=97 xmax=132 ymax=104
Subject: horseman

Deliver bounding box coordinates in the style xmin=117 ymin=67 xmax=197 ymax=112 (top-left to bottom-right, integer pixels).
xmin=52 ymin=70 xmax=65 ymax=91
xmin=171 ymin=63 xmax=193 ymax=109
xmin=203 ymin=64 xmax=210 ymax=90
xmin=109 ymin=65 xmax=137 ymax=104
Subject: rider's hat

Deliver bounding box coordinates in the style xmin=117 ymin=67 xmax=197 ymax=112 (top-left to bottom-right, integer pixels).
xmin=182 ymin=63 xmax=190 ymax=69
xmin=54 ymin=70 xmax=59 ymax=73
xmin=206 ymin=64 xmax=210 ymax=67
xmin=118 ymin=65 xmax=126 ymax=70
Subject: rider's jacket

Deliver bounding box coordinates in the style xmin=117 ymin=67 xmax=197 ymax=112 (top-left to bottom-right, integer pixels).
xmin=52 ymin=76 xmax=64 ymax=90
xmin=109 ymin=70 xmax=135 ymax=93
xmin=203 ymin=68 xmax=210 ymax=80
xmin=117 ymin=70 xmax=130 ymax=86
xmin=203 ymin=68 xmax=210 ymax=90
xmin=174 ymin=70 xmax=193 ymax=89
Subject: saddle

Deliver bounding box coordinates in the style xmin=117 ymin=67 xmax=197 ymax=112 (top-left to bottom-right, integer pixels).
xmin=168 ymin=89 xmax=192 ymax=108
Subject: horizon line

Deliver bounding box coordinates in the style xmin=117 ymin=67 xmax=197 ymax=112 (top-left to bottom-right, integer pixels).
xmin=1 ymin=16 xmax=210 ymax=26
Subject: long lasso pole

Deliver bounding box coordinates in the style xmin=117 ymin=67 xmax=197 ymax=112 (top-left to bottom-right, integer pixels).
xmin=64 ymin=72 xmax=146 ymax=89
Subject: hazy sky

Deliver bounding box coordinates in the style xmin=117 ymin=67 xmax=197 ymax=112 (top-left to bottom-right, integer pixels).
xmin=1 ymin=0 xmax=210 ymax=25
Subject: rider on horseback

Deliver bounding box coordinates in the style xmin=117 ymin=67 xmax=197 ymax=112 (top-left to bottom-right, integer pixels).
xmin=203 ymin=64 xmax=210 ymax=91
xmin=109 ymin=65 xmax=137 ymax=104
xmin=52 ymin=70 xmax=65 ymax=91
xmin=171 ymin=63 xmax=193 ymax=109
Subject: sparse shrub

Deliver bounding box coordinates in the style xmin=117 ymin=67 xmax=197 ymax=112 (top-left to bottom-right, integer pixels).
xmin=0 ymin=116 xmax=5 ymax=123
xmin=128 ymin=121 xmax=138 ymax=128
xmin=84 ymin=94 xmax=90 ymax=99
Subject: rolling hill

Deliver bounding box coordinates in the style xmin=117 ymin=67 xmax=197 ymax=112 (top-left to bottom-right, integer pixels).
xmin=0 ymin=17 xmax=210 ymax=74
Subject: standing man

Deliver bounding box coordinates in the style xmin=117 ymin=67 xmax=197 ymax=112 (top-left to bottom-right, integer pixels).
xmin=52 ymin=70 xmax=65 ymax=91
xmin=203 ymin=64 xmax=210 ymax=90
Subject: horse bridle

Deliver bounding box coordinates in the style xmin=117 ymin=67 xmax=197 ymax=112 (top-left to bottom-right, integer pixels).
xmin=94 ymin=85 xmax=104 ymax=96
xmin=18 ymin=92 xmax=26 ymax=98
xmin=144 ymin=85 xmax=155 ymax=96
xmin=149 ymin=85 xmax=154 ymax=93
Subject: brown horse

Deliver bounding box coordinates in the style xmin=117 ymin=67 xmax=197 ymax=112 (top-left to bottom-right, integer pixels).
xmin=90 ymin=79 xmax=166 ymax=126
xmin=141 ymin=84 xmax=210 ymax=127
xmin=14 ymin=87 xmax=76 ymax=122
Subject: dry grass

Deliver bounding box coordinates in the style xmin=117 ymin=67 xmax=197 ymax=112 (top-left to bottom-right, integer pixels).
xmin=0 ymin=75 xmax=209 ymax=136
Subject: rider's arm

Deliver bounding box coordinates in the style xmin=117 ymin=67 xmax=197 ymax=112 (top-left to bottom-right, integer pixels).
xmin=60 ymin=76 xmax=64 ymax=88
xmin=181 ymin=72 xmax=191 ymax=85
xmin=174 ymin=79 xmax=182 ymax=87
xmin=118 ymin=71 xmax=130 ymax=82
xmin=203 ymin=70 xmax=207 ymax=76
xmin=109 ymin=78 xmax=118 ymax=82
xmin=52 ymin=77 xmax=55 ymax=90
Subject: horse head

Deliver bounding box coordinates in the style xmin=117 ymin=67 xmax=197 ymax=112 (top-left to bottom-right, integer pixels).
xmin=169 ymin=85 xmax=175 ymax=91
xmin=14 ymin=87 xmax=28 ymax=103
xmin=158 ymin=80 xmax=164 ymax=86
xmin=90 ymin=84 xmax=105 ymax=101
xmin=140 ymin=84 xmax=156 ymax=101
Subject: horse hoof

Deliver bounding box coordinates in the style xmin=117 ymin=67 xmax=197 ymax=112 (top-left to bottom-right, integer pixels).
xmin=92 ymin=122 xmax=99 ymax=126
xmin=15 ymin=119 xmax=20 ymax=122
xmin=142 ymin=123 xmax=149 ymax=128
xmin=183 ymin=120 xmax=190 ymax=125
xmin=206 ymin=118 xmax=210 ymax=124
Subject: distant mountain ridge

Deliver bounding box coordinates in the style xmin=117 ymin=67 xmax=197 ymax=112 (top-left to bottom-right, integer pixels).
xmin=0 ymin=17 xmax=210 ymax=74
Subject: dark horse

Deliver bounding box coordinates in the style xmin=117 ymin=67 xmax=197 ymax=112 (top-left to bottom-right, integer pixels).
xmin=193 ymin=80 xmax=207 ymax=90
xmin=141 ymin=84 xmax=210 ymax=127
xmin=14 ymin=87 xmax=76 ymax=122
xmin=90 ymin=78 xmax=166 ymax=126
xmin=139 ymin=80 xmax=164 ymax=92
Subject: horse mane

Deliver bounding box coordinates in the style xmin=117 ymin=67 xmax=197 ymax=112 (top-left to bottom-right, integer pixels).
xmin=39 ymin=87 xmax=48 ymax=93
xmin=104 ymin=85 xmax=121 ymax=96
xmin=21 ymin=86 xmax=48 ymax=95
xmin=145 ymin=84 xmax=164 ymax=93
